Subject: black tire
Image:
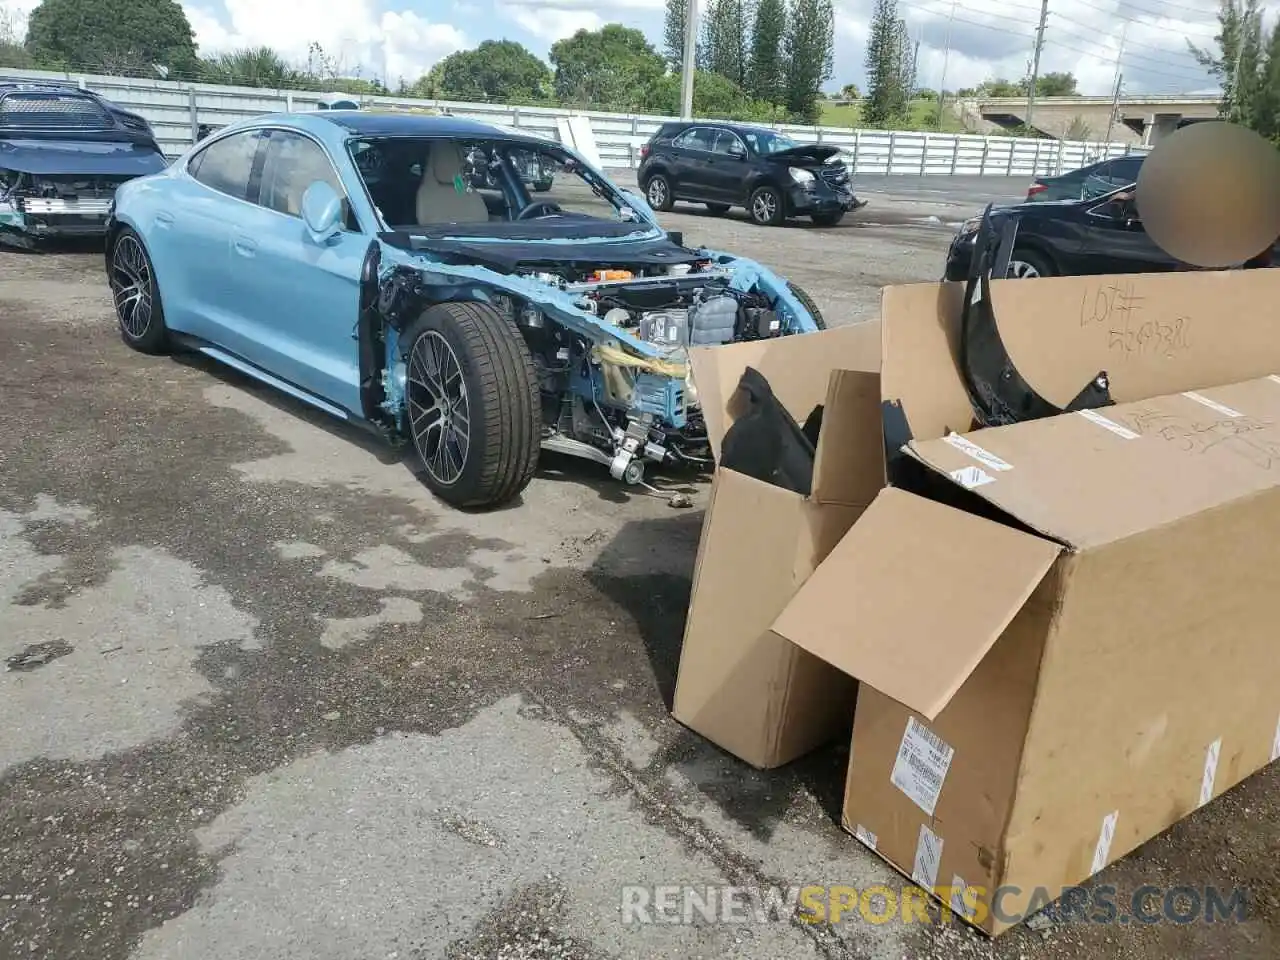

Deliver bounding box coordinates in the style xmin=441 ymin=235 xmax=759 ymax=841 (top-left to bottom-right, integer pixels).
xmin=644 ymin=173 xmax=675 ymax=211
xmin=705 ymin=202 xmax=730 ymax=215
xmin=786 ymin=280 xmax=827 ymax=331
xmin=811 ymin=211 xmax=844 ymax=227
xmin=1006 ymin=248 xmax=1055 ymax=279
xmin=748 ymin=185 xmax=785 ymax=226
xmin=108 ymin=226 xmax=170 ymax=354
xmin=399 ymin=301 xmax=540 ymax=509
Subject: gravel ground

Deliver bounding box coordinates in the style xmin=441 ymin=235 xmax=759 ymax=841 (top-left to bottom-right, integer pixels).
xmin=0 ymin=178 xmax=1276 ymax=960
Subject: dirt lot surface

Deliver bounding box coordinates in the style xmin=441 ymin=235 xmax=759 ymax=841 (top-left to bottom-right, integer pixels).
xmin=1 ymin=179 xmax=1276 ymax=960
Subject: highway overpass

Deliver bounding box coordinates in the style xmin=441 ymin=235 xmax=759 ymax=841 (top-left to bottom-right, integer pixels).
xmin=962 ymin=95 xmax=1220 ymax=145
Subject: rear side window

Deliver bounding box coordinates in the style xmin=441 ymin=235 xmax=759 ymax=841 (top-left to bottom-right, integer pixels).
xmin=674 ymin=127 xmax=716 ymax=151
xmin=651 ymin=122 xmax=682 ymax=143
xmin=189 ymin=130 xmax=263 ymax=201
xmin=1109 ymin=155 xmax=1142 ymax=182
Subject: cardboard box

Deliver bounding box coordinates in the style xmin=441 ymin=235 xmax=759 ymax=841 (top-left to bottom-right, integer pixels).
xmin=672 ymin=320 xmax=884 ymax=768
xmin=768 ymin=267 xmax=1280 ymax=935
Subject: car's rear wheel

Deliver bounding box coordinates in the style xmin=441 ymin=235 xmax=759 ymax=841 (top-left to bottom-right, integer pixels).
xmin=399 ymin=300 xmax=540 ymax=509
xmin=786 ymin=280 xmax=827 ymax=330
xmin=108 ymin=227 xmax=169 ymax=354
xmin=1006 ymin=249 xmax=1054 ymax=279
xmin=705 ymin=202 xmax=730 ymax=215
xmin=645 ymin=173 xmax=674 ymax=211
xmin=748 ymin=185 xmax=784 ymax=226
xmin=811 ymin=211 xmax=844 ymax=227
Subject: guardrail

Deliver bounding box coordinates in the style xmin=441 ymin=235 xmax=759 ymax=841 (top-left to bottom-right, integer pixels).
xmin=0 ymin=66 xmax=1147 ymax=176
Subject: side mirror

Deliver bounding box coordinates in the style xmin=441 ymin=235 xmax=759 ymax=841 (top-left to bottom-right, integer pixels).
xmin=301 ymin=180 xmax=344 ymax=244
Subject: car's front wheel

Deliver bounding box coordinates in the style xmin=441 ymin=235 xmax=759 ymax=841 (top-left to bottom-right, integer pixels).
xmin=399 ymin=301 xmax=541 ymax=509
xmin=1006 ymin=249 xmax=1054 ymax=279
xmin=645 ymin=173 xmax=674 ymax=211
xmin=748 ymin=185 xmax=785 ymax=226
xmin=108 ymin=227 xmax=170 ymax=354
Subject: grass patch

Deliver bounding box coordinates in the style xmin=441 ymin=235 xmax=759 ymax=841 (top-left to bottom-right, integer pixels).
xmin=818 ymin=99 xmax=972 ymax=134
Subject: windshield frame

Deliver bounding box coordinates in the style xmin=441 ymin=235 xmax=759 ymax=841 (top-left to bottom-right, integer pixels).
xmin=344 ymin=133 xmax=657 ymax=240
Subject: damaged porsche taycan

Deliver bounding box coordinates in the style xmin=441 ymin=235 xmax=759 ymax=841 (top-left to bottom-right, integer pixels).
xmin=104 ymin=110 xmax=828 ymax=508
xmin=1 ymin=80 xmax=168 ymax=248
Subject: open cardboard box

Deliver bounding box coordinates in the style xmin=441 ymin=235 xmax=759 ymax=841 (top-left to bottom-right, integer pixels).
xmin=679 ymin=267 xmax=1280 ymax=935
xmin=671 ymin=319 xmax=883 ymax=768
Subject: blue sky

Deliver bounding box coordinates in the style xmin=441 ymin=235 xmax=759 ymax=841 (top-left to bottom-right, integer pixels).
xmin=2 ymin=0 xmax=1237 ymax=98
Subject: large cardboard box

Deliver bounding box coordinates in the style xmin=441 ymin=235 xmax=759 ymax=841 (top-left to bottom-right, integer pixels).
xmin=671 ymin=320 xmax=884 ymax=768
xmin=767 ymin=267 xmax=1280 ymax=935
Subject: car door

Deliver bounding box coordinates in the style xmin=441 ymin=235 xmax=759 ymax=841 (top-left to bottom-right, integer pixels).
xmin=705 ymin=129 xmax=748 ymax=202
xmin=669 ymin=127 xmax=718 ymax=197
xmin=164 ymin=128 xmax=267 ymax=341
xmin=224 ymin=127 xmax=365 ymax=415
xmin=1074 ymin=194 xmax=1180 ymax=275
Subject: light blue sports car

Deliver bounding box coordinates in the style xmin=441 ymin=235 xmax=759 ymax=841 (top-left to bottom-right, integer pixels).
xmin=105 ymin=110 xmax=828 ymax=508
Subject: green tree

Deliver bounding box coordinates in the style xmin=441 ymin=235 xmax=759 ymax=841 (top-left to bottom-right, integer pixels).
xmin=747 ymin=0 xmax=787 ymax=104
xmin=644 ymin=69 xmax=773 ymax=119
xmin=200 ymin=46 xmax=301 ymax=88
xmin=782 ymin=0 xmax=834 ymax=123
xmin=1026 ymin=71 xmax=1078 ymax=97
xmin=975 ymin=77 xmax=1022 ymax=97
xmin=0 ymin=6 xmax=35 ymax=68
xmin=663 ymin=0 xmax=688 ymax=69
xmin=838 ymin=82 xmax=860 ymax=99
xmin=25 ymin=0 xmax=198 ymax=75
xmin=863 ymin=0 xmax=908 ymax=125
xmin=432 ymin=40 xmax=549 ymax=102
xmin=702 ymin=0 xmax=752 ymax=88
xmin=1189 ymin=0 xmax=1266 ymax=126
xmin=549 ymin=24 xmax=666 ymax=110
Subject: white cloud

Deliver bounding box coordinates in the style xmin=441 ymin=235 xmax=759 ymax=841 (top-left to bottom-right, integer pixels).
xmin=502 ymin=6 xmax=603 ymax=42
xmin=184 ymin=0 xmax=467 ymax=85
xmin=834 ymin=0 xmax=1231 ymax=95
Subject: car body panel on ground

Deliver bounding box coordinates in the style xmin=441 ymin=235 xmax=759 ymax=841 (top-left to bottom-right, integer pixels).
xmin=636 ymin=120 xmax=865 ymax=226
xmin=105 ymin=110 xmax=827 ymax=508
xmin=0 ymin=80 xmax=167 ymax=246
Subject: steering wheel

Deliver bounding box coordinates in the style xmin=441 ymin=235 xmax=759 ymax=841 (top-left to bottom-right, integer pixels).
xmin=517 ymin=200 xmax=563 ymax=220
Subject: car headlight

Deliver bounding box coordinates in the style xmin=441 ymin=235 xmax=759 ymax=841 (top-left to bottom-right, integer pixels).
xmin=789 ymin=167 xmax=815 ymax=185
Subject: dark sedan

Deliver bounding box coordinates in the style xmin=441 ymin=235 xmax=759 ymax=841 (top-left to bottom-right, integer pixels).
xmin=1025 ymin=154 xmax=1145 ymax=203
xmin=945 ymin=184 xmax=1277 ymax=281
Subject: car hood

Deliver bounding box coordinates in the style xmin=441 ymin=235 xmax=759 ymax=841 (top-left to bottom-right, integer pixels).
xmin=380 ymin=231 xmax=704 ymax=274
xmin=0 ymin=138 xmax=168 ymax=176
xmin=761 ymin=144 xmax=843 ymax=165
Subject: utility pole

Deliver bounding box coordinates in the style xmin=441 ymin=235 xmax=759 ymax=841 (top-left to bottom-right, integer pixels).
xmin=935 ymin=0 xmax=958 ymax=129
xmin=1104 ymin=21 xmax=1127 ymax=146
xmin=680 ymin=0 xmax=699 ymax=120
xmin=1025 ymin=0 xmax=1049 ymax=134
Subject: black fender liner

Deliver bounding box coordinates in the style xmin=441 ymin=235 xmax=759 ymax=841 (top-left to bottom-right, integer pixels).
xmin=958 ymin=203 xmax=1114 ymax=428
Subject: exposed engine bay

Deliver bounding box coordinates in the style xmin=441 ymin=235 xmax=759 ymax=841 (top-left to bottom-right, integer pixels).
xmin=369 ymin=246 xmax=815 ymax=488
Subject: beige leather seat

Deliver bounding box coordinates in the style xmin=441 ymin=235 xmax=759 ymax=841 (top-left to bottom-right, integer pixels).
xmin=415 ymin=142 xmax=488 ymax=225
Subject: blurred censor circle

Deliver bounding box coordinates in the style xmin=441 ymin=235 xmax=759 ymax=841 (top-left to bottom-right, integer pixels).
xmin=1135 ymin=121 xmax=1280 ymax=268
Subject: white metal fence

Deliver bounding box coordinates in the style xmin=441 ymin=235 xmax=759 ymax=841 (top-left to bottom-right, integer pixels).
xmin=1 ymin=66 xmax=1146 ymax=177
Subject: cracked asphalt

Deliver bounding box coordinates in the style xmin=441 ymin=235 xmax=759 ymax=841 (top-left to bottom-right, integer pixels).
xmin=1 ymin=178 xmax=1276 ymax=960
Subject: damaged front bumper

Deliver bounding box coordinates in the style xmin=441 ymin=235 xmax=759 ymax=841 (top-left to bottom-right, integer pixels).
xmin=0 ymin=196 xmax=115 ymax=245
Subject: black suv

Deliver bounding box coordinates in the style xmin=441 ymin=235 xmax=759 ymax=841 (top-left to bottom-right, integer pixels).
xmin=636 ymin=121 xmax=864 ymax=227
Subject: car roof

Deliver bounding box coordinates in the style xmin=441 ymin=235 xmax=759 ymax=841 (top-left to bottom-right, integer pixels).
xmin=223 ymin=110 xmax=553 ymax=148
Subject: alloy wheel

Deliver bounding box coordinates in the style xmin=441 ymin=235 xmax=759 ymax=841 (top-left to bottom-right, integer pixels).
xmin=407 ymin=330 xmax=471 ymax=486
xmin=1006 ymin=259 xmax=1041 ymax=279
xmin=647 ymin=178 xmax=667 ymax=208
xmin=110 ymin=234 xmax=154 ymax=339
xmin=752 ymin=191 xmax=778 ymax=224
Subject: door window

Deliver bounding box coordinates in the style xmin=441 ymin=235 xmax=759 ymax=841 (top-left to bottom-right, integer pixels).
xmin=189 ymin=130 xmax=263 ymax=201
xmin=258 ymin=130 xmax=356 ymax=229
xmin=710 ymin=130 xmax=746 ymax=156
xmin=673 ymin=127 xmax=716 ymax=152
